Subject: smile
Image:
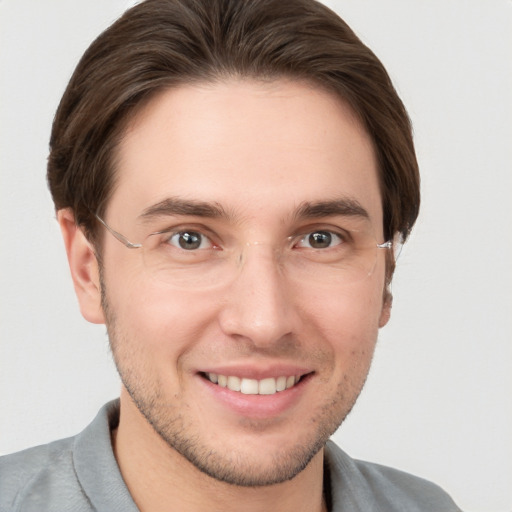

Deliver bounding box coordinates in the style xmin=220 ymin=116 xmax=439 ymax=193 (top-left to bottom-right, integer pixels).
xmin=205 ymin=373 xmax=303 ymax=395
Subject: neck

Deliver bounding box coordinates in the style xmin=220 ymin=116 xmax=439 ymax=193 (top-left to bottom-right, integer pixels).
xmin=113 ymin=391 xmax=327 ymax=512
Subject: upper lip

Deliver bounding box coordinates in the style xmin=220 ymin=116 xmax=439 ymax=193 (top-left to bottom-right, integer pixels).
xmin=196 ymin=363 xmax=313 ymax=380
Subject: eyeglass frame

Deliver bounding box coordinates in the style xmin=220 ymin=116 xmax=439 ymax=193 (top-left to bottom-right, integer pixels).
xmin=94 ymin=213 xmax=397 ymax=263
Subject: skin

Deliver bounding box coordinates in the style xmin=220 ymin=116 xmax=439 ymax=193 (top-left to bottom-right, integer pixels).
xmin=59 ymin=79 xmax=391 ymax=512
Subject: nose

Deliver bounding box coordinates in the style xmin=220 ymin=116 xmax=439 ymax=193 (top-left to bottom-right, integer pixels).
xmin=217 ymin=243 xmax=299 ymax=347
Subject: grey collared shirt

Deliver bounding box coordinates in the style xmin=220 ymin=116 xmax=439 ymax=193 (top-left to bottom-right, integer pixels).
xmin=0 ymin=400 xmax=461 ymax=511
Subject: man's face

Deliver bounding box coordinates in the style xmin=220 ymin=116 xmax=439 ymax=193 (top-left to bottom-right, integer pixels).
xmin=98 ymin=79 xmax=390 ymax=486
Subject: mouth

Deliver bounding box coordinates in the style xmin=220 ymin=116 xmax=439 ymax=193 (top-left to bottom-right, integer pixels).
xmin=202 ymin=372 xmax=306 ymax=395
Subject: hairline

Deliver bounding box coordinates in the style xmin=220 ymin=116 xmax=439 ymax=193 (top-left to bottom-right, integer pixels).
xmin=94 ymin=74 xmax=382 ymax=243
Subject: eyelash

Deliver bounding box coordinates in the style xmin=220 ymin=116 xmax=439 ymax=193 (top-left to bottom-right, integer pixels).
xmin=294 ymin=230 xmax=345 ymax=250
xmin=166 ymin=230 xmax=216 ymax=250
xmin=155 ymin=226 xmax=349 ymax=251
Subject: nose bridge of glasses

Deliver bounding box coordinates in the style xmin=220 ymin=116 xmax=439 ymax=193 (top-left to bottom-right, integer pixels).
xmin=236 ymin=240 xmax=285 ymax=269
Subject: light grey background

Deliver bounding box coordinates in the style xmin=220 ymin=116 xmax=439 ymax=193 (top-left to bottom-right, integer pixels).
xmin=1 ymin=1 xmax=511 ymax=511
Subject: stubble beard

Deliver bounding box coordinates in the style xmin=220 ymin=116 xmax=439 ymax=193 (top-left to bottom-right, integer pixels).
xmin=100 ymin=278 xmax=371 ymax=487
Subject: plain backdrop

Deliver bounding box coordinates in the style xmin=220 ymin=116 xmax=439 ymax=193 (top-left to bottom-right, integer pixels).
xmin=1 ymin=1 xmax=511 ymax=511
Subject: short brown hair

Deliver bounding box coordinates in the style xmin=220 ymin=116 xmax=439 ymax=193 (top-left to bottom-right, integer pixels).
xmin=48 ymin=0 xmax=419 ymax=246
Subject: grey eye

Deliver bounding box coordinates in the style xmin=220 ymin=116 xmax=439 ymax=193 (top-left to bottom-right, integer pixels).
xmin=168 ymin=231 xmax=211 ymax=250
xmin=297 ymin=231 xmax=342 ymax=249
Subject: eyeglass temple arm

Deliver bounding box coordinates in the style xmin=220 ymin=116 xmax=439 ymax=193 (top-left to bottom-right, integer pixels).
xmin=95 ymin=215 xmax=142 ymax=249
xmin=379 ymin=234 xmax=405 ymax=261
xmin=95 ymin=214 xmax=398 ymax=254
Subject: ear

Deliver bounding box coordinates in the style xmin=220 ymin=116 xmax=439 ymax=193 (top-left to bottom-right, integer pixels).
xmin=378 ymin=291 xmax=392 ymax=328
xmin=58 ymin=209 xmax=105 ymax=324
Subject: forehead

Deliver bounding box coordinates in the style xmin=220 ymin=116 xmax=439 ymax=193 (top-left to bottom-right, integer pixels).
xmin=110 ymin=79 xmax=382 ymax=232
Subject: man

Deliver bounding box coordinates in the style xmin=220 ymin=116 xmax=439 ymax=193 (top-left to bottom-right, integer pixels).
xmin=0 ymin=0 xmax=461 ymax=510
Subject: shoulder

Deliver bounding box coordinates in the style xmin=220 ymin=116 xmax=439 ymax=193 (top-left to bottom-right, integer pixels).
xmin=0 ymin=436 xmax=89 ymax=511
xmin=324 ymin=441 xmax=461 ymax=511
xmin=0 ymin=400 xmax=135 ymax=512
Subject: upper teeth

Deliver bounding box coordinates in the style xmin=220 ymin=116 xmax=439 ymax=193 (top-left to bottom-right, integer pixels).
xmin=207 ymin=373 xmax=301 ymax=395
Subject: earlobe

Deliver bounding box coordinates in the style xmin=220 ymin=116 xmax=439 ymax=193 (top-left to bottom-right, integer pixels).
xmin=378 ymin=292 xmax=392 ymax=328
xmin=58 ymin=209 xmax=105 ymax=324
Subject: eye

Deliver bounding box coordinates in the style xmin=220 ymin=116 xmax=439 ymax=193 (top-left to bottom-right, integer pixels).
xmin=295 ymin=230 xmax=343 ymax=249
xmin=167 ymin=231 xmax=213 ymax=251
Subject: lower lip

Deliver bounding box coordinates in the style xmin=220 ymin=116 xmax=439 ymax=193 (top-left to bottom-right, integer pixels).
xmin=198 ymin=374 xmax=311 ymax=419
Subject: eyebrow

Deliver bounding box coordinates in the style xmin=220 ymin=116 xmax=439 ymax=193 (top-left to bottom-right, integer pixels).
xmin=139 ymin=197 xmax=230 ymax=221
xmin=138 ymin=196 xmax=369 ymax=223
xmin=294 ymin=198 xmax=369 ymax=220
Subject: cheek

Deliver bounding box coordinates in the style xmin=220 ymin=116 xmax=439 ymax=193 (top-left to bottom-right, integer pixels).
xmin=295 ymin=278 xmax=384 ymax=385
xmin=105 ymin=285 xmax=221 ymax=399
xmin=125 ymin=289 xmax=213 ymax=344
xmin=103 ymin=257 xmax=218 ymax=364
xmin=300 ymin=277 xmax=385 ymax=340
